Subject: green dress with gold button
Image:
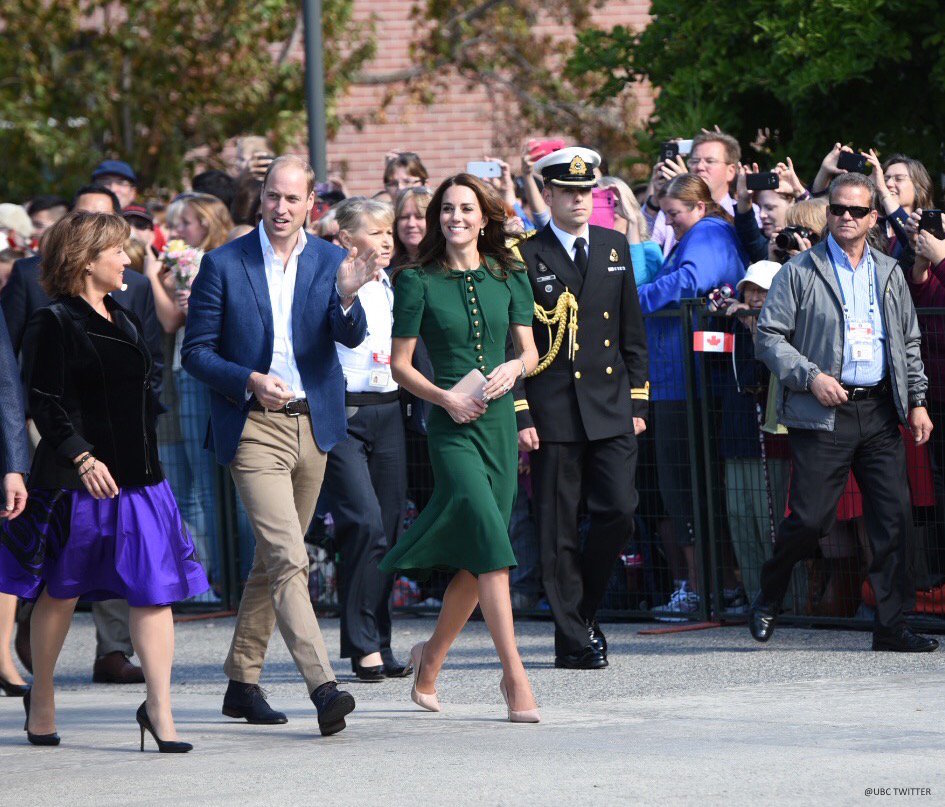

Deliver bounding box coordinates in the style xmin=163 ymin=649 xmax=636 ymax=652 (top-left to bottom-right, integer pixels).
xmin=379 ymin=258 xmax=535 ymax=577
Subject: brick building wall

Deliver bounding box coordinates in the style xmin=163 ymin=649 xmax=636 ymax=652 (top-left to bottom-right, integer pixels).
xmin=326 ymin=1 xmax=653 ymax=196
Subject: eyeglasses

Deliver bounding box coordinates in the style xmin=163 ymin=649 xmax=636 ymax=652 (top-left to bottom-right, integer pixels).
xmin=828 ymin=204 xmax=872 ymax=219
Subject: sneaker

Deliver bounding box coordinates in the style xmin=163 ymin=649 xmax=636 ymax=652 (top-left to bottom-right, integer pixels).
xmin=652 ymin=582 xmax=701 ymax=622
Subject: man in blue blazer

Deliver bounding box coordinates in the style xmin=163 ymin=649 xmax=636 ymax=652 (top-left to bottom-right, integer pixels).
xmin=182 ymin=155 xmax=379 ymax=737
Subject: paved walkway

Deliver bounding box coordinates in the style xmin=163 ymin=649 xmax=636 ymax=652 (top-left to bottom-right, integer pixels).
xmin=1 ymin=614 xmax=943 ymax=806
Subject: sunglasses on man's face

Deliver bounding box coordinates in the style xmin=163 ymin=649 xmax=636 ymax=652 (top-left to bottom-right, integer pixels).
xmin=828 ymin=203 xmax=872 ymax=219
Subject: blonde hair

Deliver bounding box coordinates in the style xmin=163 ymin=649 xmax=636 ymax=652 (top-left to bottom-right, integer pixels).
xmin=40 ymin=211 xmax=130 ymax=297
xmin=123 ymin=237 xmax=146 ymax=273
xmin=785 ymin=198 xmax=828 ymax=233
xmin=166 ymin=193 xmax=233 ymax=251
xmin=599 ymin=176 xmax=651 ymax=240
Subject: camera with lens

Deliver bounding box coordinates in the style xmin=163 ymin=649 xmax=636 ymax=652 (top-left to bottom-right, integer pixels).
xmin=775 ymin=226 xmax=812 ymax=251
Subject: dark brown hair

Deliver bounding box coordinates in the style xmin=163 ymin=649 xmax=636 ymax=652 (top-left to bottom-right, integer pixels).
xmin=407 ymin=173 xmax=522 ymax=280
xmin=659 ymin=174 xmax=733 ymax=224
xmin=40 ymin=211 xmax=130 ymax=297
xmin=383 ymin=152 xmax=428 ymax=187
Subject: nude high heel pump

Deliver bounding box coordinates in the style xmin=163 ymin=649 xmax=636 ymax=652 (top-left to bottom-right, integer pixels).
xmin=499 ymin=680 xmax=540 ymax=724
xmin=409 ymin=642 xmax=441 ymax=712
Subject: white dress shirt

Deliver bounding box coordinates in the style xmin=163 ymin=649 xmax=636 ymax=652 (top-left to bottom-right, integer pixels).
xmin=549 ymin=218 xmax=591 ymax=262
xmin=336 ymin=273 xmax=398 ymax=393
xmin=259 ymin=221 xmax=307 ymax=398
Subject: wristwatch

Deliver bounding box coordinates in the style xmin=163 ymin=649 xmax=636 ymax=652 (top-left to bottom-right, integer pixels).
xmin=806 ymin=367 xmax=821 ymax=391
xmin=911 ymin=397 xmax=928 ymax=409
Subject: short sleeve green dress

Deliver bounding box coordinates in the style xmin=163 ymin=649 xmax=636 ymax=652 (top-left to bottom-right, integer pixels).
xmin=379 ymin=259 xmax=535 ymax=578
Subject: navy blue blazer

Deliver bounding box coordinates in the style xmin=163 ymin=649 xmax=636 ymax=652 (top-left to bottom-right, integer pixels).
xmin=0 ymin=309 xmax=29 ymax=475
xmin=180 ymin=229 xmax=367 ymax=464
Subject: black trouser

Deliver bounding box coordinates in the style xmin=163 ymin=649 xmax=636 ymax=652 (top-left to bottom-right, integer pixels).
xmin=532 ymin=433 xmax=638 ymax=656
xmin=759 ymin=394 xmax=915 ymax=630
xmin=320 ymin=400 xmax=406 ymax=660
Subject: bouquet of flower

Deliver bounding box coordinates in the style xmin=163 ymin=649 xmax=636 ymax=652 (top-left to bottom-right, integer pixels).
xmin=161 ymin=239 xmax=204 ymax=290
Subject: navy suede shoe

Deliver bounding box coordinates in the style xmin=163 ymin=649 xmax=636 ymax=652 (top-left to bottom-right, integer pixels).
xmin=222 ymin=680 xmax=288 ymax=724
xmin=310 ymin=681 xmax=356 ymax=736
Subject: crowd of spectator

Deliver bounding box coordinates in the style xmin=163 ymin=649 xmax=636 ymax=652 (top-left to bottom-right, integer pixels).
xmin=2 ymin=129 xmax=944 ymax=671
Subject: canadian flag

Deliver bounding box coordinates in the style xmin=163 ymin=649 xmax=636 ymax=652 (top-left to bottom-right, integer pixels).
xmin=692 ymin=331 xmax=735 ymax=353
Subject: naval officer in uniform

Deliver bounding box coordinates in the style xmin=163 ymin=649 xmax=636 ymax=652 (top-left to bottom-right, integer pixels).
xmin=514 ymin=147 xmax=649 ymax=669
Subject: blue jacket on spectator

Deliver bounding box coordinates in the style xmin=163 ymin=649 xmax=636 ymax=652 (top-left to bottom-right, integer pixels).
xmin=734 ymin=209 xmax=769 ymax=264
xmin=638 ymin=216 xmax=747 ymax=401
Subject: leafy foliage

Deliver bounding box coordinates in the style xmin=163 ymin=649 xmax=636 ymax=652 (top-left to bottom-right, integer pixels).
xmin=569 ymin=0 xmax=945 ymax=184
xmin=0 ymin=0 xmax=374 ymax=199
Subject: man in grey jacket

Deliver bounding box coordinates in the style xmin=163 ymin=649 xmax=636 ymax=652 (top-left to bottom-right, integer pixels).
xmin=751 ymin=172 xmax=937 ymax=653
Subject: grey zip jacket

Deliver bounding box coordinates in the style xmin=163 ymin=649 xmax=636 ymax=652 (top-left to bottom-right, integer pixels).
xmin=756 ymin=240 xmax=927 ymax=431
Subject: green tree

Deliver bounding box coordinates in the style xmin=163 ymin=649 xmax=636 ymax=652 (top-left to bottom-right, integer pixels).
xmin=569 ymin=0 xmax=945 ymax=183
xmin=0 ymin=0 xmax=374 ymax=199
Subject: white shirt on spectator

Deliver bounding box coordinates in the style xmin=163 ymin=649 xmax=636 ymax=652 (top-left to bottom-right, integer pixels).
xmin=549 ymin=218 xmax=590 ymax=262
xmin=259 ymin=220 xmax=307 ymax=399
xmin=335 ymin=273 xmax=398 ymax=394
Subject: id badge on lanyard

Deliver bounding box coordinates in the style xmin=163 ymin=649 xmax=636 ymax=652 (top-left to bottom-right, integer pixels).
xmin=833 ymin=253 xmax=876 ymax=364
xmin=369 ymin=351 xmax=390 ymax=388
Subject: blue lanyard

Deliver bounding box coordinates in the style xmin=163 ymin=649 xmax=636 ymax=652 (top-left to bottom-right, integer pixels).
xmin=827 ymin=248 xmax=874 ymax=321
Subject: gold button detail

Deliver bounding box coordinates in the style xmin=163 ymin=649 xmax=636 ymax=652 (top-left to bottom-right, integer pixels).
xmin=471 ymin=308 xmax=478 ymax=314
xmin=477 ymin=355 xmax=484 ymax=362
xmin=473 ymin=320 xmax=479 ymax=326
xmin=604 ymin=339 xmax=611 ymax=347
xmin=468 ymin=285 xmax=474 ymax=292
xmin=603 ymin=311 xmax=610 ymax=319
xmin=574 ymin=371 xmax=582 ymax=379
xmin=470 ymin=297 xmax=476 ymax=303
xmin=606 ymin=366 xmax=613 ymax=375
xmin=475 ymin=331 xmax=481 ymax=338
xmin=479 ymin=366 xmax=486 ymax=371
xmin=475 ymin=344 xmax=482 ymax=350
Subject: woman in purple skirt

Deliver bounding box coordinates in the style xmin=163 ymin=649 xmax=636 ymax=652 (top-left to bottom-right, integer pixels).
xmin=0 ymin=211 xmax=209 ymax=751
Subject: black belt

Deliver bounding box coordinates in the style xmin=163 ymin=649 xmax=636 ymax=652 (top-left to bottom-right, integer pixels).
xmin=345 ymin=390 xmax=401 ymax=406
xmin=250 ymin=398 xmax=310 ymax=416
xmin=840 ymin=380 xmax=889 ymax=401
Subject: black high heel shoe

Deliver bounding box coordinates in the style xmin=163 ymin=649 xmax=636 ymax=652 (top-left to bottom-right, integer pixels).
xmin=136 ymin=702 xmax=192 ymax=753
xmin=1 ymin=675 xmax=29 ymax=697
xmin=23 ymin=689 xmax=60 ymax=746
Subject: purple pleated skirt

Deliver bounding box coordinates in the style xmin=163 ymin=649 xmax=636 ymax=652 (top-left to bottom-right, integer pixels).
xmin=0 ymin=480 xmax=209 ymax=607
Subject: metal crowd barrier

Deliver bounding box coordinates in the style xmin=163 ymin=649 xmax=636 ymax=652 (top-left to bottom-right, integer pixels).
xmin=161 ymin=304 xmax=945 ymax=632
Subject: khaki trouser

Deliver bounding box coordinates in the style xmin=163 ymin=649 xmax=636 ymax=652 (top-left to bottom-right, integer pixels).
xmin=223 ymin=411 xmax=334 ymax=693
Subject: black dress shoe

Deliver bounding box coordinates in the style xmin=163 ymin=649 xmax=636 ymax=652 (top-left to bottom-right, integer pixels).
xmin=350 ymin=659 xmax=385 ymax=682
xmin=872 ymin=626 xmax=940 ymax=653
xmin=585 ymin=619 xmax=607 ymax=659
xmin=310 ymin=681 xmax=356 ymax=736
xmin=222 ymin=680 xmax=288 ymax=724
xmin=555 ymin=646 xmax=608 ymax=670
xmin=23 ymin=690 xmax=60 ymax=746
xmin=381 ymin=658 xmax=414 ymax=679
xmin=748 ymin=592 xmax=780 ymax=643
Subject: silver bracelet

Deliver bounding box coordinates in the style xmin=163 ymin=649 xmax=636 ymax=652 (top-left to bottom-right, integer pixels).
xmin=335 ymin=283 xmax=356 ymax=303
xmin=519 ymin=358 xmax=527 ymax=378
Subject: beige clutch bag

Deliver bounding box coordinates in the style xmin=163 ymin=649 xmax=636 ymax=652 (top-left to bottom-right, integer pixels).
xmin=449 ymin=369 xmax=488 ymax=401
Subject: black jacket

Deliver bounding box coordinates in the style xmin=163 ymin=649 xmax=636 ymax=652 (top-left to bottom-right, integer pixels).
xmin=1 ymin=255 xmax=164 ymax=403
xmin=25 ymin=296 xmax=163 ymax=490
xmin=514 ymin=224 xmax=649 ymax=442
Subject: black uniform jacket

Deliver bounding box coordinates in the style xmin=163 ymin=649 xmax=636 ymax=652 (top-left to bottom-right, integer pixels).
xmin=514 ymin=224 xmax=649 ymax=442
xmin=24 ymin=295 xmax=164 ymax=490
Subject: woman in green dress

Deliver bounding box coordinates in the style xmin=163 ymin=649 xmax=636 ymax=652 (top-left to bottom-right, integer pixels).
xmin=381 ymin=174 xmax=541 ymax=722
